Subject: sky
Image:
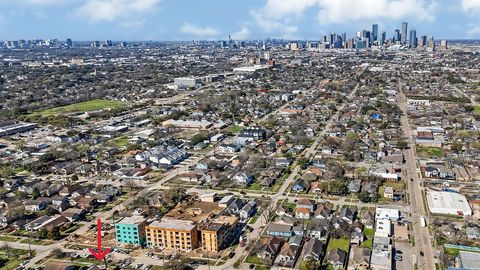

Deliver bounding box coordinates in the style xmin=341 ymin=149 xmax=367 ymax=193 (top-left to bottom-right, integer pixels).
xmin=0 ymin=0 xmax=480 ymax=41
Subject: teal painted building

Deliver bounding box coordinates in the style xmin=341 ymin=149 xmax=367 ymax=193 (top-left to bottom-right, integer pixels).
xmin=115 ymin=216 xmax=147 ymax=246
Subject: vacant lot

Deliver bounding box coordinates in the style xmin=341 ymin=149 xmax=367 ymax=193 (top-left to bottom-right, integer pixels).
xmin=34 ymin=99 xmax=125 ymax=116
xmin=327 ymin=237 xmax=350 ymax=252
xmin=416 ymin=146 xmax=444 ymax=158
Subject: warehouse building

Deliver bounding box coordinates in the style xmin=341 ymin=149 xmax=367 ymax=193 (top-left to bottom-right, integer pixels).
xmin=426 ymin=191 xmax=472 ymax=216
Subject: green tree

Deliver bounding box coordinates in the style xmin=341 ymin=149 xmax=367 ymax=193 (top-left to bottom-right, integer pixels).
xmin=38 ymin=228 xmax=48 ymax=239
xmin=0 ymin=166 xmax=15 ymax=178
xmin=47 ymin=227 xmax=60 ymax=240
xmin=31 ymin=187 xmax=40 ymax=200
xmin=328 ymin=180 xmax=348 ymax=195
xmin=297 ymin=158 xmax=309 ymax=169
xmin=358 ymin=191 xmax=371 ymax=203
xmin=451 ymin=142 xmax=463 ymax=152
xmin=299 ymin=260 xmax=320 ymax=270
xmin=396 ymin=140 xmax=408 ymax=150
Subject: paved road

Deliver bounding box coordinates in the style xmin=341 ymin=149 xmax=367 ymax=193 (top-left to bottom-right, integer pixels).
xmin=398 ymin=84 xmax=436 ymax=270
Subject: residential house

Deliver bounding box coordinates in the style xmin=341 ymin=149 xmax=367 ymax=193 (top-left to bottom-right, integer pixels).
xmin=351 ymin=247 xmax=371 ymax=270
xmin=257 ymin=236 xmax=284 ymax=261
xmin=292 ymin=179 xmax=309 ymax=192
xmin=314 ymin=204 xmax=332 ymax=219
xmin=340 ymin=207 xmax=356 ymax=224
xmin=267 ymin=223 xmax=293 ymax=238
xmin=276 ymin=243 xmax=301 ymax=268
xmin=296 ymin=199 xmax=316 ymax=212
xmin=234 ymin=172 xmax=253 ymax=186
xmin=350 ymin=231 xmax=365 ymax=245
xmin=295 ymin=207 xmax=311 ymax=219
xmin=239 ymin=200 xmax=257 ymax=221
xmin=361 ymin=211 xmax=375 ymax=229
xmin=61 ymin=208 xmax=84 ymax=222
xmin=303 ymin=238 xmax=324 ymax=261
xmin=466 ymin=227 xmax=480 ymax=240
xmin=307 ymin=220 xmax=330 ymax=241
xmin=348 ymin=179 xmax=362 ymax=193
xmin=327 ymin=248 xmax=347 ymax=269
xmin=24 ymin=199 xmax=47 ymax=212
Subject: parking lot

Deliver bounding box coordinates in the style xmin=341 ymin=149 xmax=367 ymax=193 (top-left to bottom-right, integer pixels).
xmin=394 ymin=242 xmax=413 ymax=270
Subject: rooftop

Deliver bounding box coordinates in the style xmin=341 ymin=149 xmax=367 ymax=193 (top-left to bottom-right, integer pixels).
xmin=118 ymin=215 xmax=146 ymax=225
xmin=147 ymin=218 xmax=196 ymax=231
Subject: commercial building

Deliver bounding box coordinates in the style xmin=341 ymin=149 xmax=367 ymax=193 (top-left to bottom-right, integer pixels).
xmin=145 ymin=218 xmax=199 ymax=251
xmin=375 ymin=208 xmax=400 ymax=221
xmin=202 ymin=216 xmax=239 ymax=252
xmin=0 ymin=122 xmax=37 ymax=137
xmin=401 ymin=22 xmax=408 ymax=44
xmin=174 ymin=77 xmax=202 ymax=87
xmin=115 ymin=216 xmax=148 ymax=246
xmin=457 ymin=251 xmax=480 ymax=269
xmin=426 ymin=191 xmax=472 ymax=216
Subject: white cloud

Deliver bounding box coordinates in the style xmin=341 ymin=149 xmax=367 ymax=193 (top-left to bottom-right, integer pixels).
xmin=316 ymin=0 xmax=436 ymax=23
xmin=0 ymin=0 xmax=74 ymax=5
xmin=180 ymin=22 xmax=220 ymax=38
xmin=467 ymin=25 xmax=480 ymax=37
xmin=251 ymin=0 xmax=436 ymax=35
xmin=231 ymin=26 xmax=250 ymax=40
xmin=74 ymin=0 xmax=160 ymax=23
xmin=462 ymin=0 xmax=480 ymax=12
xmin=119 ymin=19 xmax=146 ymax=29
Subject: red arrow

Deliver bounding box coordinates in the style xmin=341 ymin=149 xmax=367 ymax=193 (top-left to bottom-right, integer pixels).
xmin=89 ymin=218 xmax=111 ymax=261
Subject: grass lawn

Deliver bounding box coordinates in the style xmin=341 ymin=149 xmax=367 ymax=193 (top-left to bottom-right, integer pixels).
xmin=34 ymin=99 xmax=125 ymax=116
xmin=248 ymin=216 xmax=259 ymax=225
xmin=416 ymin=146 xmax=444 ymax=158
xmin=327 ymin=237 xmax=350 ymax=252
xmin=0 ymin=235 xmax=19 ymax=242
xmin=363 ymin=228 xmax=374 ymax=237
xmin=247 ymin=181 xmax=263 ymax=191
xmin=245 ymin=255 xmax=268 ymax=266
xmin=229 ymin=125 xmax=244 ymax=134
xmin=0 ymin=248 xmax=34 ymax=269
xmin=475 ymin=105 xmax=480 ymax=114
xmin=444 ymin=247 xmax=480 ymax=256
xmin=361 ymin=238 xmax=373 ymax=248
xmin=108 ymin=136 xmax=130 ymax=147
xmin=383 ymin=180 xmax=406 ymax=189
xmin=269 ymin=179 xmax=284 ymax=192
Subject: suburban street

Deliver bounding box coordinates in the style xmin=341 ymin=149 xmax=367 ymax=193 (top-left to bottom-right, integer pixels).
xmin=398 ymin=83 xmax=436 ymax=270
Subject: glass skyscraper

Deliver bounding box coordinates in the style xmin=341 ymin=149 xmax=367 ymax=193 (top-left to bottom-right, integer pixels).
xmin=409 ymin=30 xmax=417 ymax=48
xmin=401 ymin=22 xmax=408 ymax=44
xmin=372 ymin=24 xmax=379 ymax=42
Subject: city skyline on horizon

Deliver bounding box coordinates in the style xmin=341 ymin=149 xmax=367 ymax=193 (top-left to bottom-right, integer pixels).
xmin=0 ymin=0 xmax=480 ymax=41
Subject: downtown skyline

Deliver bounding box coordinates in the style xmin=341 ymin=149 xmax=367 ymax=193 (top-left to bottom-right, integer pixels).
xmin=0 ymin=0 xmax=479 ymax=41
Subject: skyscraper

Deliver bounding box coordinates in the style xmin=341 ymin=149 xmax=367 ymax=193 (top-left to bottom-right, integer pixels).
xmin=401 ymin=22 xmax=408 ymax=44
xmin=394 ymin=29 xmax=401 ymax=43
xmin=419 ymin=35 xmax=427 ymax=47
xmin=66 ymin=38 xmax=73 ymax=47
xmin=380 ymin=31 xmax=386 ymax=45
xmin=409 ymin=30 xmax=417 ymax=48
xmin=427 ymin=36 xmax=435 ymax=51
xmin=372 ymin=24 xmax=379 ymax=43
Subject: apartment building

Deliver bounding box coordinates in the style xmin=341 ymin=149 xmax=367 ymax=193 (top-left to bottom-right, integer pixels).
xmin=202 ymin=216 xmax=239 ymax=252
xmin=115 ymin=216 xmax=147 ymax=246
xmin=145 ymin=218 xmax=199 ymax=251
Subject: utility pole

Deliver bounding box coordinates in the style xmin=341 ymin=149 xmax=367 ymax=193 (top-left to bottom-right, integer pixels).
xmin=206 ymin=252 xmax=211 ymax=270
xmin=27 ymin=231 xmax=32 ymax=258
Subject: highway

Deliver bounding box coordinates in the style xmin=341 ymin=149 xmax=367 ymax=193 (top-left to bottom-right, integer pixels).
xmin=398 ymin=83 xmax=436 ymax=270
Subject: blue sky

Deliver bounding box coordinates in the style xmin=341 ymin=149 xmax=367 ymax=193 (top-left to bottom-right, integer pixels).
xmin=0 ymin=0 xmax=479 ymax=40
